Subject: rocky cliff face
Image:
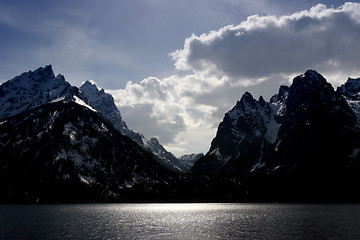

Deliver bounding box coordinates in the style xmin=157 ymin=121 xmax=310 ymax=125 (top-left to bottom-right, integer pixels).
xmin=192 ymin=70 xmax=360 ymax=201
xmin=80 ymin=80 xmax=128 ymax=133
xmin=336 ymin=77 xmax=360 ymax=123
xmin=191 ymin=85 xmax=289 ymax=175
xmin=191 ymin=92 xmax=275 ymax=174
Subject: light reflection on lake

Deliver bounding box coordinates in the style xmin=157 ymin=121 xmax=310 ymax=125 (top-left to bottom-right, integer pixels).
xmin=1 ymin=203 xmax=360 ymax=239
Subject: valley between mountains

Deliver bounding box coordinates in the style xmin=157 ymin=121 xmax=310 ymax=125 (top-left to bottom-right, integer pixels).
xmin=1 ymin=65 xmax=360 ymax=202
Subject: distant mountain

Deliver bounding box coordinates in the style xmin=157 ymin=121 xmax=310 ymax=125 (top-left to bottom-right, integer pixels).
xmin=178 ymin=153 xmax=204 ymax=172
xmin=337 ymin=77 xmax=360 ymax=97
xmin=336 ymin=77 xmax=360 ymax=121
xmin=0 ymin=66 xmax=177 ymax=202
xmin=192 ymin=70 xmax=360 ymax=202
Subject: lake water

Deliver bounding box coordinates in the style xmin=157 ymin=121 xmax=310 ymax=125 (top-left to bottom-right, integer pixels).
xmin=1 ymin=203 xmax=360 ymax=239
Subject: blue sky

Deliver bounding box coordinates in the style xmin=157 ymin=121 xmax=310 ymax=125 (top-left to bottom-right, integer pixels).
xmin=1 ymin=0 xmax=360 ymax=156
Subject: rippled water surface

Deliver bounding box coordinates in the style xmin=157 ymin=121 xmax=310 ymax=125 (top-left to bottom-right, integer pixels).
xmin=1 ymin=203 xmax=360 ymax=239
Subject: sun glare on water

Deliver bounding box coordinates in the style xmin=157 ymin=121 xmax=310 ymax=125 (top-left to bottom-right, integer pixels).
xmin=116 ymin=203 xmax=242 ymax=213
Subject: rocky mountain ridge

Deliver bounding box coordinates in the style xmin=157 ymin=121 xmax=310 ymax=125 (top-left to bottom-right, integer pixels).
xmin=192 ymin=70 xmax=360 ymax=201
xmin=0 ymin=66 xmax=183 ymax=202
xmin=1 ymin=66 xmax=360 ymax=202
xmin=0 ymin=66 xmax=191 ymax=173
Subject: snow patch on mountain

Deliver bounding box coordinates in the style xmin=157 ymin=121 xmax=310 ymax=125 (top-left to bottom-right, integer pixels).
xmin=51 ymin=96 xmax=66 ymax=103
xmin=264 ymin=113 xmax=280 ymax=144
xmin=73 ymin=96 xmax=96 ymax=112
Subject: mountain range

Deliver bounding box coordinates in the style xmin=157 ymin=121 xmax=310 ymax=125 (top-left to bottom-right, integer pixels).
xmin=192 ymin=70 xmax=360 ymax=201
xmin=0 ymin=66 xmax=193 ymax=202
xmin=1 ymin=66 xmax=360 ymax=202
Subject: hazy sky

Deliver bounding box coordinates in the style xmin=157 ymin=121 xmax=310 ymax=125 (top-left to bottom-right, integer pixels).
xmin=1 ymin=1 xmax=360 ymax=156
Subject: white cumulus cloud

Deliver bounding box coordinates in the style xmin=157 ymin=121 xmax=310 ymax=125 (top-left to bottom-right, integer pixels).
xmin=171 ymin=3 xmax=360 ymax=84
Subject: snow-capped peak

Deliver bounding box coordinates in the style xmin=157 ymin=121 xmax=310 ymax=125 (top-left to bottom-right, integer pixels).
xmin=270 ymin=85 xmax=289 ymax=104
xmin=337 ymin=77 xmax=360 ymax=97
xmin=80 ymin=80 xmax=102 ymax=93
xmin=0 ymin=65 xmax=76 ymax=120
xmin=81 ymin=79 xmax=99 ymax=88
xmin=336 ymin=77 xmax=360 ymax=123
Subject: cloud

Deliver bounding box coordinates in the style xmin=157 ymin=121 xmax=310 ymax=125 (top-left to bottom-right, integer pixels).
xmin=109 ymin=3 xmax=360 ymax=156
xmin=107 ymin=73 xmax=228 ymax=156
xmin=107 ymin=77 xmax=188 ymax=146
xmin=171 ymin=3 xmax=360 ymax=84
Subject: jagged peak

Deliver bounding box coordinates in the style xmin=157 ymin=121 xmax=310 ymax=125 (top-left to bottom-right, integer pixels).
xmin=81 ymin=80 xmax=95 ymax=87
xmin=292 ymin=70 xmax=331 ymax=93
xmin=1 ymin=65 xmax=70 ymax=92
xmin=258 ymin=96 xmax=266 ymax=105
xmin=26 ymin=65 xmax=56 ymax=81
xmin=5 ymin=65 xmax=68 ymax=88
xmin=241 ymin=91 xmax=254 ymax=100
xmin=0 ymin=65 xmax=76 ymax=120
xmin=296 ymin=69 xmax=326 ymax=84
xmin=229 ymin=92 xmax=255 ymax=112
xmin=347 ymin=77 xmax=360 ymax=83
xmin=42 ymin=64 xmax=54 ymax=73
xmin=235 ymin=91 xmax=255 ymax=107
xmin=80 ymin=80 xmax=103 ymax=93
xmin=294 ymin=69 xmax=325 ymax=82
xmin=279 ymin=85 xmax=290 ymax=96
xmin=337 ymin=77 xmax=360 ymax=97
xmin=34 ymin=64 xmax=54 ymax=76
xmin=80 ymin=81 xmax=113 ymax=110
xmin=270 ymin=85 xmax=290 ymax=103
xmin=304 ymin=69 xmax=320 ymax=77
xmin=149 ymin=137 xmax=160 ymax=146
xmin=81 ymin=80 xmax=97 ymax=88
